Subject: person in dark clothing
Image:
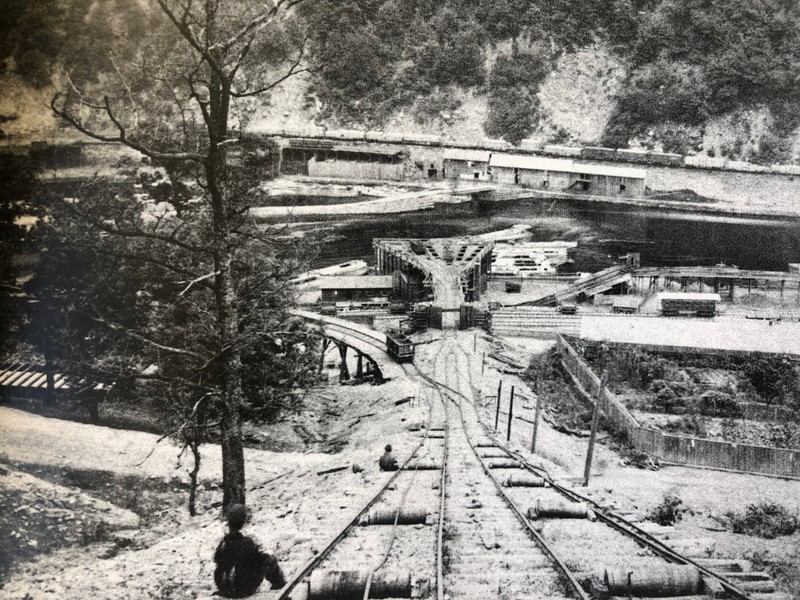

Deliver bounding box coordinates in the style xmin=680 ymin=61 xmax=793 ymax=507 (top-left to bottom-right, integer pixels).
xmin=378 ymin=444 xmax=399 ymax=471
xmin=214 ymin=504 xmax=285 ymax=598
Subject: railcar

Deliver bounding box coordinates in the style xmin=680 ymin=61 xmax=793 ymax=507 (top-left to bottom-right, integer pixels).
xmin=386 ymin=331 xmax=415 ymax=363
xmin=660 ymin=292 xmax=720 ymax=317
xmin=582 ymin=146 xmax=617 ymax=161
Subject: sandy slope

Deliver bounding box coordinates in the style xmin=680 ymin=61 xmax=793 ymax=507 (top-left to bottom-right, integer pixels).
xmin=1 ymin=333 xmax=798 ymax=599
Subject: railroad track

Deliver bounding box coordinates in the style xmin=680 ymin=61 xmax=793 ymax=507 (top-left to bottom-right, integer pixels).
xmin=276 ymin=381 xmax=446 ymax=600
xmin=276 ymin=317 xmax=772 ymax=600
xmin=428 ymin=334 xmax=766 ymax=600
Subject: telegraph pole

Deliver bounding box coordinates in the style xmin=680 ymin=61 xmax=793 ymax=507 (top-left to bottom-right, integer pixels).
xmin=506 ymin=385 xmax=515 ymax=442
xmin=583 ymin=371 xmax=609 ymax=487
xmin=530 ymin=376 xmax=542 ymax=453
xmin=494 ymin=380 xmax=502 ymax=430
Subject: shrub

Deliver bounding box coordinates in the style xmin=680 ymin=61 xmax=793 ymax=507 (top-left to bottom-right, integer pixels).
xmin=647 ymin=492 xmax=686 ymax=525
xmin=414 ymin=88 xmax=462 ymax=124
xmin=615 ymin=60 xmax=710 ymax=127
xmin=743 ymin=357 xmax=800 ymax=403
xmin=484 ymin=50 xmax=550 ymax=145
xmin=697 ymin=390 xmax=741 ymax=417
xmin=721 ymin=503 xmax=800 ymax=539
xmin=663 ymin=414 xmax=706 ymax=436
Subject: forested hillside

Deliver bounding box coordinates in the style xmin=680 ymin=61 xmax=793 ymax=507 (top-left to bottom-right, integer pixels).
xmin=2 ymin=0 xmax=800 ymax=163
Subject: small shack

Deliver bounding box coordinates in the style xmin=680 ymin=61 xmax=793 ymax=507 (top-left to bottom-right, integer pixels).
xmin=319 ymin=275 xmax=394 ymax=302
xmin=489 ymin=154 xmax=575 ymax=189
xmin=566 ymin=163 xmax=646 ymax=197
xmin=443 ymin=149 xmax=491 ymax=181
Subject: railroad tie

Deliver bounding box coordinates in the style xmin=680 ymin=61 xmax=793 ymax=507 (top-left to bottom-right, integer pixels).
xmin=478 ymin=448 xmax=509 ymax=458
xmin=487 ymin=459 xmax=523 ymax=469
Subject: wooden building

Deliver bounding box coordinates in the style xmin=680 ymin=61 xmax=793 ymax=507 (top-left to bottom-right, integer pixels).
xmin=566 ymin=163 xmax=646 ymax=197
xmin=280 ymin=138 xmax=406 ymax=180
xmin=442 ymin=149 xmax=491 ymax=181
xmin=488 ymin=153 xmax=646 ymax=197
xmin=319 ymin=275 xmax=394 ymax=302
xmin=489 ymin=154 xmax=575 ymax=189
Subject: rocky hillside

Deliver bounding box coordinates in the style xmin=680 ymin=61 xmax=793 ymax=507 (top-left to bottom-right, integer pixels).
xmin=2 ymin=0 xmax=800 ymax=164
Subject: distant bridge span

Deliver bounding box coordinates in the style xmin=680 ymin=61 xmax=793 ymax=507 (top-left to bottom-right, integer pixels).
xmin=290 ymin=310 xmax=406 ymax=382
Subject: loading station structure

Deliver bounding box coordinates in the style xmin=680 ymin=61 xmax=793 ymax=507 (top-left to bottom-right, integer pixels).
xmin=374 ymin=238 xmax=494 ymax=327
xmin=489 ymin=153 xmax=646 ymax=197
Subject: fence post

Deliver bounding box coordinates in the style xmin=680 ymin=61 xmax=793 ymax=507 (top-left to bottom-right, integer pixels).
xmin=494 ymin=380 xmax=502 ymax=430
xmin=583 ymin=370 xmax=608 ymax=487
xmin=507 ymin=385 xmax=515 ymax=442
xmin=531 ymin=377 xmax=541 ymax=453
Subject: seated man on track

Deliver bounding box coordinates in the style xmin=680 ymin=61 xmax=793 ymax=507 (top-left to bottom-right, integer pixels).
xmin=378 ymin=444 xmax=399 ymax=471
xmin=214 ymin=504 xmax=286 ymax=597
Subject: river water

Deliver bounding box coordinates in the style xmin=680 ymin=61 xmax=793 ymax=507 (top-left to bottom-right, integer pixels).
xmin=300 ymin=198 xmax=800 ymax=272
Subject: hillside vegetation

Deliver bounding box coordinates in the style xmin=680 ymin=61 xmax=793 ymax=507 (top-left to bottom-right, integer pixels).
xmin=2 ymin=0 xmax=800 ymax=162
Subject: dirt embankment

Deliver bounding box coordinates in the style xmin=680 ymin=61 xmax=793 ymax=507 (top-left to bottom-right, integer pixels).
xmin=2 ymin=333 xmax=799 ymax=599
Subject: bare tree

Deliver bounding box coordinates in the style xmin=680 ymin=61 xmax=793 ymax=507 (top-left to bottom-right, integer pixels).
xmin=49 ymin=0 xmax=312 ymax=509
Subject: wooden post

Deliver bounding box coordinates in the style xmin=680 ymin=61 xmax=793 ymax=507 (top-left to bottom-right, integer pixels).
xmin=531 ymin=377 xmax=542 ymax=453
xmin=481 ymin=352 xmax=486 ymax=376
xmin=507 ymin=385 xmax=515 ymax=442
xmin=583 ymin=371 xmax=608 ymax=487
xmin=494 ymin=380 xmax=502 ymax=430
xmin=473 ymin=330 xmax=477 ymax=351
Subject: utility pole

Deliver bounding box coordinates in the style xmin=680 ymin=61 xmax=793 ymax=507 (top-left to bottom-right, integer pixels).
xmin=530 ymin=376 xmax=542 ymax=453
xmin=507 ymin=385 xmax=515 ymax=442
xmin=494 ymin=380 xmax=502 ymax=430
xmin=473 ymin=330 xmax=477 ymax=351
xmin=583 ymin=371 xmax=608 ymax=487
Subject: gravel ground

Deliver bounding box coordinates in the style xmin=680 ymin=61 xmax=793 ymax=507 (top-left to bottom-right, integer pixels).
xmin=1 ymin=330 xmax=799 ymax=600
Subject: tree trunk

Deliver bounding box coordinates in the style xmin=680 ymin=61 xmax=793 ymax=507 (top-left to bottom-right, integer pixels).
xmin=206 ymin=44 xmax=246 ymax=508
xmin=213 ymin=216 xmax=246 ymax=509
xmin=188 ymin=434 xmax=201 ymax=516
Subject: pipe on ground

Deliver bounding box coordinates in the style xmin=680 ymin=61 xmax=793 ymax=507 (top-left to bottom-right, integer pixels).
xmin=604 ymin=565 xmax=703 ymax=597
xmin=308 ymin=569 xmax=425 ymax=599
xmin=359 ymin=507 xmax=429 ymax=526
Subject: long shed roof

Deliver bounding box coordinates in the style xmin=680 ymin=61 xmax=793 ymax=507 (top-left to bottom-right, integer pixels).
xmin=318 ymin=275 xmax=394 ymax=290
xmin=488 ymin=153 xmax=647 ymax=180
xmin=443 ymin=149 xmax=491 ymax=163
xmin=574 ymin=162 xmax=647 ymax=179
xmin=489 ymin=153 xmax=575 ymax=171
xmin=659 ymin=292 xmax=722 ymax=301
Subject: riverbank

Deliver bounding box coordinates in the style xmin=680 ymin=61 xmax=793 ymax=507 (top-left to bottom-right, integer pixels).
xmin=251 ymin=175 xmax=800 ymax=221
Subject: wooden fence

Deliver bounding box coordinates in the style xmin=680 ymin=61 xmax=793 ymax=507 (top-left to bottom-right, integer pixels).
xmin=555 ymin=335 xmax=800 ymax=479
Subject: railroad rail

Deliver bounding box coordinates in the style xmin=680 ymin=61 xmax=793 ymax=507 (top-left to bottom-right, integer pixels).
xmin=276 ymin=356 xmax=446 ymax=600
xmin=431 ymin=334 xmax=766 ymax=600
xmin=273 ymin=316 xmax=773 ymax=600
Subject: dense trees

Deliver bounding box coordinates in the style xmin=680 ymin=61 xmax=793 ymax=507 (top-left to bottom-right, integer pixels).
xmin=484 ymin=50 xmax=550 ymax=145
xmin=46 ymin=0 xmax=317 ymax=511
xmin=609 ymin=0 xmax=800 ymax=150
xmin=7 ymin=0 xmax=799 ymax=150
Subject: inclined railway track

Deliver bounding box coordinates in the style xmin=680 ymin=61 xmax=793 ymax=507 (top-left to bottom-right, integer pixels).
xmin=281 ymin=316 xmax=762 ymax=600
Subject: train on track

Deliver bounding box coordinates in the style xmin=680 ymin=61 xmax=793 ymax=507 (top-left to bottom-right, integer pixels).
xmin=386 ymin=331 xmax=415 ymax=363
xmin=259 ymin=128 xmax=700 ymax=169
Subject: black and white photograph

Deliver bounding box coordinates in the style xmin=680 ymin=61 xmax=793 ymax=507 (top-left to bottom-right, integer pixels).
xmin=1 ymin=1 xmax=799 ymax=599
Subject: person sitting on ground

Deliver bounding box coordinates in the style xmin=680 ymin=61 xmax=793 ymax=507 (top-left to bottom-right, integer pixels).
xmin=214 ymin=504 xmax=285 ymax=598
xmin=378 ymin=444 xmax=399 ymax=471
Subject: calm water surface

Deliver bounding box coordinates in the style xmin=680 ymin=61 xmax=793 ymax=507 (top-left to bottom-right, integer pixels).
xmin=304 ymin=199 xmax=800 ymax=272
